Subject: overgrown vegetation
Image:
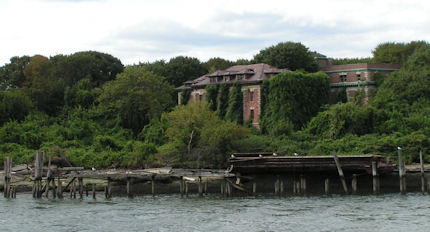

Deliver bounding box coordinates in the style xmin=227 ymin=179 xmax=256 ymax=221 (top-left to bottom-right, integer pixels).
xmin=1 ymin=40 xmax=429 ymax=168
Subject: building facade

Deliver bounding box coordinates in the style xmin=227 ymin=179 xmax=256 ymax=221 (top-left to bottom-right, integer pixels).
xmin=178 ymin=59 xmax=400 ymax=127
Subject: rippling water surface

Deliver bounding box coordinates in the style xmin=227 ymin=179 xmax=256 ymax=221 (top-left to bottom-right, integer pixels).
xmin=1 ymin=193 xmax=429 ymax=232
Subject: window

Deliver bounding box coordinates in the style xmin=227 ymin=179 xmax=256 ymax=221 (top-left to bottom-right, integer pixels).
xmin=250 ymin=90 xmax=254 ymax=102
xmin=340 ymin=74 xmax=347 ymax=82
xmin=230 ymin=76 xmax=236 ymax=81
xmin=356 ymin=73 xmax=361 ymax=81
xmin=217 ymin=76 xmax=223 ymax=82
xmin=250 ymin=109 xmax=254 ymax=122
xmin=199 ymin=94 xmax=203 ymax=101
xmin=210 ymin=77 xmax=216 ymax=83
xmin=237 ymin=74 xmax=244 ymax=80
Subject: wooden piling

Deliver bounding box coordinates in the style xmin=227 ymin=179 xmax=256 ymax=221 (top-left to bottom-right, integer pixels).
xmin=57 ymin=175 xmax=63 ymax=198
xmin=274 ymin=176 xmax=280 ymax=195
xmin=398 ymin=148 xmax=406 ymax=194
xmin=280 ymin=180 xmax=284 ymax=196
xmin=204 ymin=180 xmax=208 ymax=195
xmin=300 ymin=175 xmax=306 ymax=194
xmin=33 ymin=152 xmax=44 ymax=198
xmin=107 ymin=177 xmax=112 ymax=198
xmin=126 ymin=177 xmax=133 ymax=198
xmin=4 ymin=157 xmax=12 ymax=198
xmin=92 ymin=184 xmax=96 ymax=199
xmin=180 ymin=177 xmax=184 ymax=197
xmin=185 ymin=181 xmax=189 ymax=197
xmin=151 ymin=175 xmax=155 ymax=197
xmin=78 ymin=177 xmax=83 ymax=199
xmin=198 ymin=176 xmax=203 ymax=197
xmin=220 ymin=180 xmax=224 ymax=196
xmin=420 ymin=150 xmax=426 ymax=193
xmin=372 ymin=161 xmax=380 ymax=194
xmin=52 ymin=178 xmax=56 ymax=199
xmin=351 ymin=174 xmax=358 ymax=194
xmin=252 ymin=182 xmax=257 ymax=196
xmin=324 ymin=178 xmax=330 ymax=195
xmin=333 ymin=153 xmax=349 ymax=194
xmin=86 ymin=184 xmax=89 ymax=197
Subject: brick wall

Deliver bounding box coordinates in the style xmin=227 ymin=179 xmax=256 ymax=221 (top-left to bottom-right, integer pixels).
xmin=242 ymin=85 xmax=261 ymax=127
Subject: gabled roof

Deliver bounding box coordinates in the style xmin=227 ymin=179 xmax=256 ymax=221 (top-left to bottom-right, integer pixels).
xmin=177 ymin=63 xmax=290 ymax=90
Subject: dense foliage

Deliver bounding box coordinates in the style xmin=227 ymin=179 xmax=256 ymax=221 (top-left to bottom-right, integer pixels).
xmin=253 ymin=42 xmax=319 ymax=72
xmin=1 ymin=40 xmax=430 ymax=168
xmin=260 ymin=71 xmax=330 ymax=135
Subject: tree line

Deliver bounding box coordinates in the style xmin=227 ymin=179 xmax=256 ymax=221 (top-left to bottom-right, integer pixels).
xmin=1 ymin=41 xmax=429 ymax=168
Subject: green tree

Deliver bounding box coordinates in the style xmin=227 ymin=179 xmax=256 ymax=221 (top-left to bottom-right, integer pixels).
xmin=51 ymin=51 xmax=124 ymax=88
xmin=0 ymin=90 xmax=33 ymax=125
xmin=162 ymin=56 xmax=207 ymax=87
xmin=253 ymin=42 xmax=319 ymax=72
xmin=0 ymin=56 xmax=30 ymax=90
xmin=203 ymin=57 xmax=233 ymax=73
xmin=225 ymin=82 xmax=243 ymax=124
xmin=372 ymin=41 xmax=428 ymax=65
xmin=96 ymin=66 xmax=174 ymax=135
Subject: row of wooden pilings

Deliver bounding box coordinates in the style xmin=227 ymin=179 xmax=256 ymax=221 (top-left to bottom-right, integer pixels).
xmin=2 ymin=149 xmax=428 ymax=199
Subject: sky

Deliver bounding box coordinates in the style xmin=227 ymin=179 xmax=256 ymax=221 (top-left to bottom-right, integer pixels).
xmin=1 ymin=0 xmax=430 ymax=66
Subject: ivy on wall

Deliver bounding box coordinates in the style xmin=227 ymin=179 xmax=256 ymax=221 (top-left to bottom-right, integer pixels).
xmin=225 ymin=82 xmax=243 ymax=124
xmin=205 ymin=84 xmax=218 ymax=111
xmin=216 ymin=84 xmax=229 ymax=119
xmin=180 ymin=89 xmax=192 ymax=105
xmin=260 ymin=71 xmax=330 ymax=135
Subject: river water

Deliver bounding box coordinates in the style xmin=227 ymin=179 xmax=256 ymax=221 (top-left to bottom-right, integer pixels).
xmin=1 ymin=193 xmax=429 ymax=232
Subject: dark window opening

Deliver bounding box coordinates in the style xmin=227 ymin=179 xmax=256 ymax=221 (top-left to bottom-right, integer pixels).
xmin=250 ymin=90 xmax=254 ymax=102
xmin=340 ymin=74 xmax=347 ymax=82
xmin=250 ymin=109 xmax=254 ymax=122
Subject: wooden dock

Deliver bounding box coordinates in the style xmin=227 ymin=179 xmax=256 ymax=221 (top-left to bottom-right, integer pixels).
xmin=229 ymin=153 xmax=395 ymax=174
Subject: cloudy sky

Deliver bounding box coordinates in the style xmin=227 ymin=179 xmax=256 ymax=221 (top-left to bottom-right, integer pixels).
xmin=1 ymin=0 xmax=429 ymax=66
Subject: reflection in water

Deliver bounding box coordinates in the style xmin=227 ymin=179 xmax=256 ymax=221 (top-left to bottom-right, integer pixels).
xmin=0 ymin=193 xmax=429 ymax=232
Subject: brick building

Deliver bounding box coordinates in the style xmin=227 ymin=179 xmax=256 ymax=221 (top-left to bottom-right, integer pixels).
xmin=177 ymin=63 xmax=289 ymax=128
xmin=178 ymin=58 xmax=401 ymax=127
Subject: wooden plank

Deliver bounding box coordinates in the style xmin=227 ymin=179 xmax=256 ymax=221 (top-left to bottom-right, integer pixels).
xmin=333 ymin=153 xmax=349 ymax=194
xmin=372 ymin=161 xmax=380 ymax=194
xmin=398 ymin=147 xmax=406 ymax=194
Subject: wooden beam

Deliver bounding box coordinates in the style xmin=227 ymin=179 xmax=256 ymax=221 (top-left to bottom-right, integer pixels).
xmin=333 ymin=153 xmax=348 ymax=194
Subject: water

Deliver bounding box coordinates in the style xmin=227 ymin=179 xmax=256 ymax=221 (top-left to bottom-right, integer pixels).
xmin=1 ymin=193 xmax=429 ymax=232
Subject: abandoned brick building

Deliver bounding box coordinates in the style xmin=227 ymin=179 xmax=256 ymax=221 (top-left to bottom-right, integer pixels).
xmin=177 ymin=56 xmax=400 ymax=128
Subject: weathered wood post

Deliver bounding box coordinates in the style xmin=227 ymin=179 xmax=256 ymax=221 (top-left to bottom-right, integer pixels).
xmin=204 ymin=180 xmax=208 ymax=195
xmin=78 ymin=177 xmax=83 ymax=199
xmin=45 ymin=156 xmax=52 ymax=198
xmin=151 ymin=175 xmax=155 ymax=197
xmin=325 ymin=178 xmax=330 ymax=195
xmin=86 ymin=184 xmax=89 ymax=197
xmin=4 ymin=157 xmax=12 ymax=198
xmin=398 ymin=147 xmax=406 ymax=194
xmin=52 ymin=177 xmax=57 ymax=199
xmin=220 ymin=180 xmax=225 ymax=196
xmin=92 ymin=184 xmax=96 ymax=199
xmin=126 ymin=177 xmax=133 ymax=198
xmin=33 ymin=152 xmax=44 ymax=198
xmin=57 ymin=174 xmax=63 ymax=198
xmin=185 ymin=181 xmax=189 ymax=197
xmin=180 ymin=176 xmax=184 ymax=197
xmin=274 ymin=175 xmax=280 ymax=195
xmin=351 ymin=174 xmax=358 ymax=194
xmin=280 ymin=180 xmax=284 ymax=196
xmin=372 ymin=161 xmax=380 ymax=194
xmin=419 ymin=150 xmax=426 ymax=193
xmin=107 ymin=177 xmax=112 ymax=198
xmin=252 ymin=182 xmax=257 ymax=196
xmin=300 ymin=175 xmax=307 ymax=194
xmin=198 ymin=176 xmax=203 ymax=197
xmin=333 ymin=153 xmax=348 ymax=194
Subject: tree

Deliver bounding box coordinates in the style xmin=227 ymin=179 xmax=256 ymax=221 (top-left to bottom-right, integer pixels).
xmin=156 ymin=102 xmax=249 ymax=168
xmin=225 ymin=82 xmax=243 ymax=124
xmin=372 ymin=41 xmax=428 ymax=65
xmin=0 ymin=90 xmax=33 ymax=125
xmin=164 ymin=56 xmax=207 ymax=87
xmin=253 ymin=42 xmax=319 ymax=72
xmin=203 ymin=57 xmax=233 ymax=73
xmin=96 ymin=66 xmax=174 ymax=135
xmin=51 ymin=51 xmax=124 ymax=88
xmin=0 ymin=56 xmax=30 ymax=90
xmin=22 ymin=55 xmax=65 ymax=115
